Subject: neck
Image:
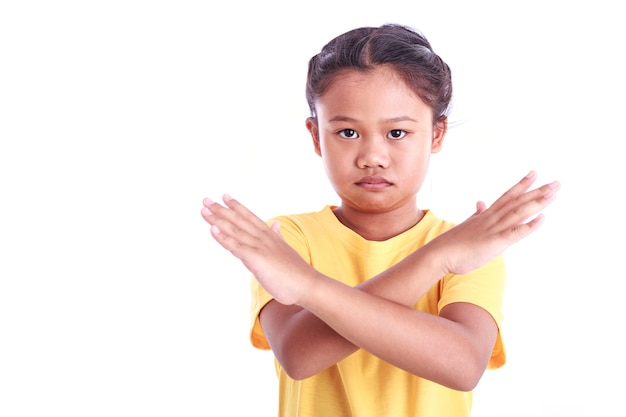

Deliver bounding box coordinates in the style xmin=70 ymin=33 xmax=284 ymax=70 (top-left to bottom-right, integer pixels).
xmin=333 ymin=205 xmax=424 ymax=241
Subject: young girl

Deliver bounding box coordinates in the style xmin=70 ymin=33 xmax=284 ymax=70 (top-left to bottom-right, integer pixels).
xmin=201 ymin=24 xmax=560 ymax=417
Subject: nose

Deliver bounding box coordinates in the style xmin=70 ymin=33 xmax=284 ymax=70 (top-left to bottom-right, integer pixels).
xmin=356 ymin=136 xmax=390 ymax=169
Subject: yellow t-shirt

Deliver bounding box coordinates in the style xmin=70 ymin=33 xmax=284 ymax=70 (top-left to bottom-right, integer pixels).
xmin=250 ymin=206 xmax=506 ymax=417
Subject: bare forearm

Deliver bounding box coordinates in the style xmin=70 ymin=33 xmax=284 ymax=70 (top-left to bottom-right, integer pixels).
xmin=357 ymin=240 xmax=444 ymax=303
xmin=296 ymin=274 xmax=490 ymax=390
xmin=263 ymin=243 xmax=447 ymax=379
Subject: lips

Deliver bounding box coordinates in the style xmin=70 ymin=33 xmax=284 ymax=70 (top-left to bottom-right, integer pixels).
xmin=356 ymin=175 xmax=392 ymax=189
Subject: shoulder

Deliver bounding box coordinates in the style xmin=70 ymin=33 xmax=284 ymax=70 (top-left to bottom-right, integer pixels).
xmin=416 ymin=210 xmax=458 ymax=241
xmin=266 ymin=206 xmax=339 ymax=258
xmin=269 ymin=205 xmax=335 ymax=227
xmin=269 ymin=206 xmax=339 ymax=239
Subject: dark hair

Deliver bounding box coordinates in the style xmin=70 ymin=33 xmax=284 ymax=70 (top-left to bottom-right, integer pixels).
xmin=305 ymin=24 xmax=453 ymax=122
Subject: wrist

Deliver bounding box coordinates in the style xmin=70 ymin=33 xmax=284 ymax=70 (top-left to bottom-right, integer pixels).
xmin=418 ymin=239 xmax=450 ymax=279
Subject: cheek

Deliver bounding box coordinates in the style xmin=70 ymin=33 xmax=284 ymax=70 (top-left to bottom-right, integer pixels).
xmin=322 ymin=153 xmax=346 ymax=177
xmin=320 ymin=141 xmax=346 ymax=166
xmin=396 ymin=145 xmax=429 ymax=163
xmin=398 ymin=151 xmax=431 ymax=178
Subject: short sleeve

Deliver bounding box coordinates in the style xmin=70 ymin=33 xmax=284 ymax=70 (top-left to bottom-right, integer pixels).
xmin=438 ymin=255 xmax=507 ymax=369
xmin=249 ymin=215 xmax=312 ymax=350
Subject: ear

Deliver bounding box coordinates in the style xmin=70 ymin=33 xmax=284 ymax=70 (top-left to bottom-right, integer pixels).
xmin=431 ymin=116 xmax=447 ymax=154
xmin=306 ymin=117 xmax=322 ymax=157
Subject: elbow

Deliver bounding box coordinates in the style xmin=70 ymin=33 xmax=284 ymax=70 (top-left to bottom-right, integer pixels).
xmin=271 ymin=334 xmax=350 ymax=381
xmin=452 ymin=369 xmax=484 ymax=392
xmin=272 ymin=342 xmax=316 ymax=381
xmin=277 ymin=355 xmax=316 ymax=381
xmin=422 ymin=345 xmax=489 ymax=391
xmin=278 ymin=355 xmax=303 ymax=380
xmin=444 ymin=358 xmax=488 ymax=392
xmin=283 ymin=368 xmax=310 ymax=381
xmin=275 ymin=342 xmax=337 ymax=381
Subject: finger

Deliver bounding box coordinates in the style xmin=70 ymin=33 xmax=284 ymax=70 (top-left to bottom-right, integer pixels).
xmin=500 ymin=212 xmax=547 ymax=244
xmin=204 ymin=195 xmax=260 ymax=234
xmin=475 ymin=201 xmax=487 ymax=214
xmin=200 ymin=198 xmax=263 ymax=250
xmin=221 ymin=194 xmax=271 ymax=231
xmin=201 ymin=197 xmax=219 ymax=220
xmin=485 ymin=177 xmax=560 ymax=230
xmin=496 ymin=183 xmax=559 ymax=231
xmin=211 ymin=195 xmax=289 ymax=255
xmin=201 ymin=198 xmax=233 ymax=229
xmin=270 ymin=221 xmax=281 ymax=234
xmin=209 ymin=224 xmax=250 ymax=259
xmin=487 ymin=170 xmax=538 ymax=212
xmin=200 ymin=197 xmax=220 ymax=224
xmin=200 ymin=206 xmax=213 ymax=223
xmin=203 ymin=197 xmax=216 ymax=209
xmin=503 ymin=180 xmax=560 ymax=219
xmin=208 ymin=209 xmax=272 ymax=257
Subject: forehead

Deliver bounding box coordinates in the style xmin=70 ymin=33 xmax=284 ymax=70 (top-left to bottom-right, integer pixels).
xmin=315 ymin=67 xmax=431 ymax=120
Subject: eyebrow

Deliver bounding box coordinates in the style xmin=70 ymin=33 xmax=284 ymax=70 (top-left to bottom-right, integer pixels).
xmin=328 ymin=115 xmax=418 ymax=123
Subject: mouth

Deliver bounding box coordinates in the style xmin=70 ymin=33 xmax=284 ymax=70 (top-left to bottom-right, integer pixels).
xmin=356 ymin=175 xmax=392 ymax=190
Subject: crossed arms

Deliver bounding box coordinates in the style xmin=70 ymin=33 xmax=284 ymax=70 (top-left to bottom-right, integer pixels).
xmin=201 ymin=171 xmax=560 ymax=390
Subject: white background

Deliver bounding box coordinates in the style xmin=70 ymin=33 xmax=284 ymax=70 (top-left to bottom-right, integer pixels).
xmin=1 ymin=1 xmax=624 ymax=416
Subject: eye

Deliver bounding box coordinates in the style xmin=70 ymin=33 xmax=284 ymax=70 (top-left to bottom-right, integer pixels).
xmin=338 ymin=129 xmax=359 ymax=139
xmin=387 ymin=129 xmax=406 ymax=140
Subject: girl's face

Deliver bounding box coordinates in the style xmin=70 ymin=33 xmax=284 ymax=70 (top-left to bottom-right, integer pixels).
xmin=307 ymin=67 xmax=446 ymax=216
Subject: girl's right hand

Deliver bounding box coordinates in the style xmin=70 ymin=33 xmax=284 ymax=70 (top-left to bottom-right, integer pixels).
xmin=201 ymin=194 xmax=319 ymax=306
